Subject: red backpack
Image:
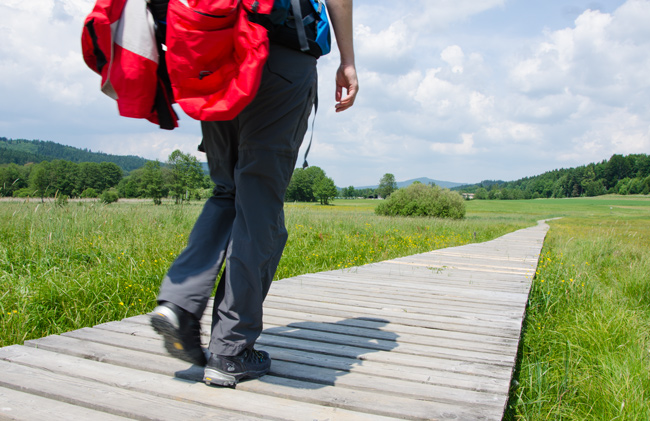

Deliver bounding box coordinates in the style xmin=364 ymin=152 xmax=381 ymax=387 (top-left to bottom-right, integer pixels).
xmin=165 ymin=0 xmax=275 ymax=121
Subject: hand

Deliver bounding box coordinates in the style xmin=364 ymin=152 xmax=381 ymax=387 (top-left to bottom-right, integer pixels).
xmin=335 ymin=63 xmax=358 ymax=112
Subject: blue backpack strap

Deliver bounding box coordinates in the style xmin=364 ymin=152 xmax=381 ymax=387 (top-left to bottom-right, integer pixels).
xmin=309 ymin=0 xmax=330 ymax=56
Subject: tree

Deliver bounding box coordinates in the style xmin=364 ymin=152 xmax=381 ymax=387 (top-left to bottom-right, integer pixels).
xmin=342 ymin=185 xmax=356 ymax=198
xmin=285 ymin=166 xmax=328 ymax=202
xmin=117 ymin=169 xmax=144 ymax=198
xmin=377 ymin=173 xmax=397 ymax=198
xmin=167 ymin=150 xmax=204 ymax=204
xmin=474 ymin=187 xmax=488 ymax=200
xmin=30 ymin=162 xmax=52 ymax=200
xmin=76 ymin=162 xmax=103 ymax=194
xmin=141 ymin=160 xmax=165 ymax=204
xmin=285 ymin=168 xmax=313 ymax=202
xmin=98 ymin=162 xmax=123 ymax=192
xmin=0 ymin=164 xmax=27 ymax=197
xmin=314 ymin=176 xmax=337 ymax=205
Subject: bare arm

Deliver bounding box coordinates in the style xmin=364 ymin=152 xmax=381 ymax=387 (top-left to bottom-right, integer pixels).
xmin=326 ymin=0 xmax=358 ymax=112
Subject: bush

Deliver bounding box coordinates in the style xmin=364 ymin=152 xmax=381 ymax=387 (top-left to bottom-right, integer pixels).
xmin=101 ymin=188 xmax=119 ymax=204
xmin=80 ymin=188 xmax=98 ymax=198
xmin=375 ymin=183 xmax=466 ymax=219
xmin=13 ymin=188 xmax=35 ymax=198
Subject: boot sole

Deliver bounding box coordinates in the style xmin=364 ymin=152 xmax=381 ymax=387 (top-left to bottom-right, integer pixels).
xmin=203 ymin=366 xmax=270 ymax=387
xmin=151 ymin=308 xmax=207 ymax=366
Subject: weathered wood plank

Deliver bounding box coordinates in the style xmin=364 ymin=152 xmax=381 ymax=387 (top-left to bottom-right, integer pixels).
xmin=101 ymin=315 xmax=519 ymax=358
xmin=268 ymin=282 xmax=527 ymax=316
xmin=19 ymin=336 xmax=496 ymax=420
xmin=279 ymin=273 xmax=531 ymax=304
xmin=264 ymin=288 xmax=526 ymax=323
xmin=258 ymin=344 xmax=510 ymax=395
xmin=71 ymin=320 xmax=515 ymax=379
xmin=0 ymin=345 xmax=398 ymax=421
xmin=0 ymin=386 xmax=130 ymax=421
xmin=0 ymin=360 xmax=256 ymax=420
xmin=261 ymin=296 xmax=525 ymax=338
xmin=274 ymin=272 xmax=533 ymax=303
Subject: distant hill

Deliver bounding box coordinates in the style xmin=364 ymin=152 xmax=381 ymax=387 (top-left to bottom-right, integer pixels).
xmin=357 ymin=177 xmax=466 ymax=190
xmin=0 ymin=137 xmax=148 ymax=172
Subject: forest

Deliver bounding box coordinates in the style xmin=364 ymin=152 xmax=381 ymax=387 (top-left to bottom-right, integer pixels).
xmin=0 ymin=137 xmax=147 ymax=172
xmin=457 ymin=153 xmax=650 ymax=199
xmin=2 ymin=137 xmax=649 ymax=202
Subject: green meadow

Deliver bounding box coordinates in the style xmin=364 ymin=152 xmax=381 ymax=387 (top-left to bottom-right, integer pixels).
xmin=1 ymin=195 xmax=648 ymax=418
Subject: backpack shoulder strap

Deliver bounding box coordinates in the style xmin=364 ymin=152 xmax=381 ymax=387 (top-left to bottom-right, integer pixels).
xmin=290 ymin=0 xmax=310 ymax=52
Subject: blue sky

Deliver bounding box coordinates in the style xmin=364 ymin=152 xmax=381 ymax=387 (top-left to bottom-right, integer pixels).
xmin=1 ymin=0 xmax=648 ymax=186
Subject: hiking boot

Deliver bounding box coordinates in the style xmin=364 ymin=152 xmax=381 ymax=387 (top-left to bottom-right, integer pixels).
xmin=203 ymin=348 xmax=271 ymax=387
xmin=150 ymin=302 xmax=207 ymax=366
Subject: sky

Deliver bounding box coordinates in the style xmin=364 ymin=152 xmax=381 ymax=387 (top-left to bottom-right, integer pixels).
xmin=1 ymin=0 xmax=649 ymax=187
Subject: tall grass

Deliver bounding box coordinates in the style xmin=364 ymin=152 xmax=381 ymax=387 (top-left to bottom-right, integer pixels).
xmin=0 ymin=198 xmax=529 ymax=347
xmin=507 ymin=202 xmax=650 ymax=419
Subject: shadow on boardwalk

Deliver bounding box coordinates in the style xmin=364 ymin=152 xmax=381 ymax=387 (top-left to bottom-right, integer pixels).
xmin=174 ymin=317 xmax=398 ymax=389
xmin=259 ymin=317 xmax=399 ymax=389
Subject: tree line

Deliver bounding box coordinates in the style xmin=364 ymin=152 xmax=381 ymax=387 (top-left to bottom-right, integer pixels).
xmin=285 ymin=169 xmax=399 ymax=204
xmin=459 ymin=153 xmax=650 ymax=199
xmin=0 ymin=150 xmax=210 ymax=204
xmin=0 ymin=137 xmax=148 ymax=172
xmin=339 ymin=173 xmax=398 ymax=199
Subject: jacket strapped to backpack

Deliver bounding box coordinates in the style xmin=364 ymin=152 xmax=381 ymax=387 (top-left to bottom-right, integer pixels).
xmin=81 ymin=0 xmax=178 ymax=129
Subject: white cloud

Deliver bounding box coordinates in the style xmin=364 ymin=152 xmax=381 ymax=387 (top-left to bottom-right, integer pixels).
xmin=441 ymin=45 xmax=465 ymax=74
xmin=430 ymin=133 xmax=477 ymax=155
xmin=355 ymin=20 xmax=415 ymax=74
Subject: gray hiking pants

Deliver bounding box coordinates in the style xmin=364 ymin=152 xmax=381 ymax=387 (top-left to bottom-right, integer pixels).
xmin=157 ymin=43 xmax=317 ymax=357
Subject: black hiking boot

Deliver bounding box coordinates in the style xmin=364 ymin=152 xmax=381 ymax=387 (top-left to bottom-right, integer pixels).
xmin=150 ymin=302 xmax=207 ymax=366
xmin=203 ymin=348 xmax=271 ymax=387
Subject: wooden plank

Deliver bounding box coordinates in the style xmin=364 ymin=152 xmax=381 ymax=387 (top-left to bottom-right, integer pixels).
xmin=19 ymin=336 xmax=498 ymax=420
xmin=267 ymin=278 xmax=529 ymax=313
xmin=280 ymin=268 xmax=533 ymax=292
xmin=261 ymin=300 xmax=523 ymax=339
xmin=0 ymin=345 xmax=398 ymax=421
xmin=0 ymin=360 xmax=256 ymax=420
xmin=260 ymin=321 xmax=515 ymax=365
xmin=264 ymin=287 xmax=527 ymax=323
xmin=255 ymin=333 xmax=514 ymax=379
xmin=279 ymin=264 xmax=534 ymax=285
xmin=281 ymin=273 xmax=531 ymax=305
xmin=70 ymin=321 xmax=514 ymax=378
xmin=260 ymin=314 xmax=518 ymax=354
xmin=261 ymin=296 xmax=525 ymax=338
xmin=267 ymin=358 xmax=504 ymax=409
xmin=0 ymin=386 xmax=130 ymax=421
xmin=258 ymin=344 xmax=509 ymax=395
xmin=259 ymin=309 xmax=520 ymax=347
xmin=102 ymin=315 xmax=518 ymax=358
xmin=268 ymin=281 xmax=527 ymax=315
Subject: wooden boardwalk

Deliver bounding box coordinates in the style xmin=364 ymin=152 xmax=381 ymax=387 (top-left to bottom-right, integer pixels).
xmin=0 ymin=220 xmax=551 ymax=420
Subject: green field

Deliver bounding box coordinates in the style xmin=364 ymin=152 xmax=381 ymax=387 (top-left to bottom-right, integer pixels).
xmin=1 ymin=196 xmax=648 ymax=418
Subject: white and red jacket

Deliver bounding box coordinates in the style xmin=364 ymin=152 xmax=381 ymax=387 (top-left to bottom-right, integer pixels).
xmin=82 ymin=0 xmax=277 ymax=125
xmin=82 ymin=0 xmax=178 ymax=128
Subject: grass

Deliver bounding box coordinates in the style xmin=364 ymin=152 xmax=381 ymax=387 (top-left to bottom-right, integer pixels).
xmin=507 ymin=207 xmax=650 ymax=419
xmin=0 ymin=198 xmax=529 ymax=348
xmin=1 ymin=195 xmax=649 ymax=419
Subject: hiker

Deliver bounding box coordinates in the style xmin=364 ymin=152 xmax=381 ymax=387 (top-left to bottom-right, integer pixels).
xmin=150 ymin=0 xmax=358 ymax=387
